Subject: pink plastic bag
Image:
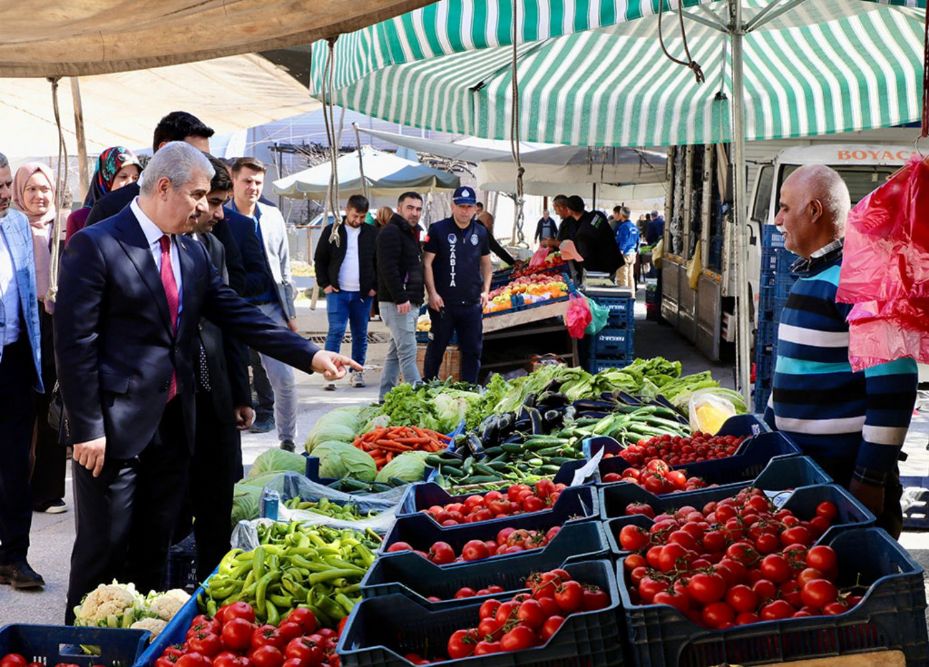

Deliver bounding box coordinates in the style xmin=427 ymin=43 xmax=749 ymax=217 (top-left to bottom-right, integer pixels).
xmin=529 ymin=247 xmax=550 ymax=268
xmin=837 ymin=155 xmax=929 ymax=303
xmin=837 ymin=155 xmax=929 ymax=370
xmin=565 ymin=294 xmax=592 ymax=339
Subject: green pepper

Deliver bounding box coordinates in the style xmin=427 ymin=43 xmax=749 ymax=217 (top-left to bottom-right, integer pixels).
xmin=255 ymin=572 xmax=274 ymax=615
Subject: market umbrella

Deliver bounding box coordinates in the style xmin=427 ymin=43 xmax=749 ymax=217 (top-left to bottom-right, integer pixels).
xmin=271 ymin=144 xmax=460 ymax=198
xmin=476 ymin=145 xmax=667 ymax=196
xmin=309 ymin=0 xmax=927 ymax=400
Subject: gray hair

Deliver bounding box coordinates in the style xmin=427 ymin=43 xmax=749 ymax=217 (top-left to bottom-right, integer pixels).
xmin=0 ymin=152 xmax=8 ymax=169
xmin=792 ymin=164 xmax=850 ymax=235
xmin=139 ymin=141 xmax=214 ymax=195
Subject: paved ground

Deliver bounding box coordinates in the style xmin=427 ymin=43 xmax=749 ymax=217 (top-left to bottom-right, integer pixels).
xmin=2 ymin=295 xmax=928 ymax=625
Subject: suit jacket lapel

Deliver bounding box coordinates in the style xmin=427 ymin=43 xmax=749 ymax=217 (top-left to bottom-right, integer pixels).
xmin=113 ymin=210 xmax=173 ymax=336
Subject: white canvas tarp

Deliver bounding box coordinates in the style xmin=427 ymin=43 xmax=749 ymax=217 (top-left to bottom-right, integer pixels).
xmin=0 ymin=54 xmax=320 ymax=158
xmin=0 ymin=0 xmax=432 ymax=78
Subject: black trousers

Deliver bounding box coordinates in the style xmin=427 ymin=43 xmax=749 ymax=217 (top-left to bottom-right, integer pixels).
xmin=814 ymin=455 xmax=904 ymax=539
xmin=31 ymin=307 xmax=65 ymax=507
xmin=175 ymin=392 xmax=242 ymax=582
xmin=424 ymin=303 xmax=483 ymax=383
xmin=249 ymin=349 xmax=274 ymax=419
xmin=0 ymin=337 xmax=37 ymax=565
xmin=66 ymin=399 xmax=190 ymax=622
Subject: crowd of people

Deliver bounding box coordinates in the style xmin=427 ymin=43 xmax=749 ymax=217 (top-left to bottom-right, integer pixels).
xmin=0 ymin=112 xmax=359 ymax=618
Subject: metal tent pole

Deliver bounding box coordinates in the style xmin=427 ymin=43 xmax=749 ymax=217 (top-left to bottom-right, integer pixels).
xmin=730 ymin=0 xmax=751 ymax=405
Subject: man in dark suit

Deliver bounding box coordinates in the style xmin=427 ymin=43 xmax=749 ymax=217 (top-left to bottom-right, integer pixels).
xmin=85 ymin=111 xmax=215 ymax=227
xmin=55 ymin=142 xmax=359 ymax=620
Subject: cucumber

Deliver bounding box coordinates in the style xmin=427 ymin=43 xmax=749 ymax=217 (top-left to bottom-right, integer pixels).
xmin=546 ymin=456 xmax=578 ymax=465
xmin=486 ymin=461 xmax=510 ymax=472
xmin=464 ymin=475 xmax=501 ymax=484
xmin=501 ymin=443 xmax=525 ymax=453
xmin=482 ymin=446 xmax=504 ymax=456
xmin=539 ymin=464 xmax=562 ymax=474
xmin=473 ymin=463 xmax=497 ymax=476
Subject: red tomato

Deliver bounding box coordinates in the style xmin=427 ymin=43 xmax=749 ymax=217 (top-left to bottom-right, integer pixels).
xmin=251 ymin=625 xmax=285 ymax=651
xmin=796 ymin=567 xmax=824 ymax=586
xmin=539 ymin=616 xmax=564 ymax=642
xmin=554 ymin=580 xmax=584 ymax=613
xmin=1 ymin=655 xmax=27 ymax=667
xmin=284 ymin=608 xmax=318 ymax=634
xmin=222 ymin=618 xmax=257 ymax=652
xmin=249 ymin=647 xmax=284 ymax=667
xmin=461 ymin=539 xmax=489 ymax=561
xmin=701 ymin=602 xmax=735 ymax=629
xmin=657 ymin=543 xmax=689 ymax=573
xmin=780 ymin=525 xmax=813 ymax=547
xmin=224 ymin=601 xmax=257 ymax=624
xmin=735 ymin=611 xmax=760 ymax=625
xmin=823 ymin=601 xmax=849 ymax=615
xmin=624 ymin=502 xmax=656 ymax=518
xmin=516 ymin=599 xmax=546 ymax=629
xmin=473 ymin=640 xmax=503 ymax=655
xmin=806 ymin=545 xmax=838 ymax=574
xmin=285 ymin=638 xmax=324 ymax=667
xmin=653 ymin=590 xmax=691 ymax=613
xmin=176 ymin=654 xmax=212 ymax=667
xmin=187 ymin=615 xmax=221 ymax=639
xmin=428 ymin=541 xmax=455 ymax=564
xmin=188 ymin=632 xmax=223 ymax=657
xmin=618 ymin=525 xmax=650 ymax=552
xmin=759 ymin=554 xmax=791 ymax=583
xmin=536 ymin=596 xmax=560 ymax=617
xmin=447 ymin=629 xmax=477 ymax=659
xmin=759 ymin=599 xmax=795 ymax=620
xmin=815 ymin=501 xmax=838 ymax=522
xmin=582 ymin=586 xmax=610 ymax=611
xmin=800 ymin=579 xmax=838 ymax=610
xmin=500 ymin=624 xmax=538 ymax=652
xmin=479 ymin=599 xmax=501 ymax=620
xmin=477 ymin=617 xmax=503 ymax=640
xmin=386 ymin=541 xmax=412 ymax=552
xmin=686 ymin=573 xmax=726 ymax=604
xmin=521 ymin=495 xmax=546 ymax=513
xmin=725 ymin=585 xmax=758 ymax=614
xmin=496 ymin=527 xmax=516 ymax=545
xmin=495 ymin=601 xmax=519 ymax=626
xmin=212 ymin=653 xmax=251 ymax=667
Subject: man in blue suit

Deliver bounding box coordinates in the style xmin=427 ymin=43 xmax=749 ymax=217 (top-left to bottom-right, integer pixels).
xmin=0 ymin=152 xmax=46 ymax=590
xmin=55 ymin=142 xmax=359 ymax=620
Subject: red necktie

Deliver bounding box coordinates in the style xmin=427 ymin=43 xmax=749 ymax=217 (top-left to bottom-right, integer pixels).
xmin=159 ymin=235 xmax=179 ymax=401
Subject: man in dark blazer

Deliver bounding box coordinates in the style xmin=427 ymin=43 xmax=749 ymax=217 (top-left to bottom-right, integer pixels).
xmin=55 ymin=142 xmax=359 ymax=620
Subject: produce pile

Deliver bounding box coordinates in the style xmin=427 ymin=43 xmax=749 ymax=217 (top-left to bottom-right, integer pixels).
xmin=72 ymin=581 xmax=190 ymax=638
xmin=483 ymin=273 xmax=570 ymax=314
xmin=154 ymin=603 xmax=341 ymax=667
xmin=418 ymin=479 xmax=567 ymax=525
xmin=406 ymin=568 xmax=610 ymax=662
xmin=510 ymin=253 xmax=566 ymax=278
xmin=613 ymin=432 xmax=747 ymax=468
xmin=617 ymin=486 xmax=858 ymax=628
xmin=386 ymin=525 xmax=563 ymax=564
xmin=202 ymin=523 xmax=379 ymax=628
xmin=352 ymin=426 xmax=450 ymax=470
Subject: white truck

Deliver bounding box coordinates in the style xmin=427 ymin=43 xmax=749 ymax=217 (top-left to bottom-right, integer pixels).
xmin=660 ymin=139 xmax=911 ymax=362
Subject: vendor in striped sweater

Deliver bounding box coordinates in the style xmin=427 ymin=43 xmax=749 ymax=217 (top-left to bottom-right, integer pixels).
xmin=765 ymin=165 xmax=917 ymax=538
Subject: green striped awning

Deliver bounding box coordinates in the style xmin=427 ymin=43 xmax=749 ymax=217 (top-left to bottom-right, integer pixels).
xmin=311 ymin=0 xmax=927 ymax=147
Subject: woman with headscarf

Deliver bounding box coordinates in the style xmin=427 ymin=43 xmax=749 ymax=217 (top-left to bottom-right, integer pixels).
xmin=12 ymin=162 xmax=66 ymax=514
xmin=65 ymin=146 xmax=141 ymax=242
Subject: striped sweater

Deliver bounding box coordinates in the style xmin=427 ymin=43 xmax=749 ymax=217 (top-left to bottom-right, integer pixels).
xmin=764 ymin=241 xmax=918 ymax=484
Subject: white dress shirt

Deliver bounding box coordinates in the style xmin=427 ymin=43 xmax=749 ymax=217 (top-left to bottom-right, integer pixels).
xmin=131 ymin=199 xmax=183 ymax=316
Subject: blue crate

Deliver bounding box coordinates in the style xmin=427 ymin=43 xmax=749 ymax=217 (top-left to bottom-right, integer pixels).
xmin=901 ymin=475 xmax=929 ymax=530
xmin=615 ymin=527 xmax=929 ymax=667
xmin=589 ymin=327 xmax=635 ymax=358
xmin=135 ymin=584 xmax=205 ymax=667
xmin=583 ymin=291 xmax=635 ymax=329
xmin=762 ymin=224 xmax=786 ymax=248
xmin=396 ymin=483 xmax=598 ymax=528
xmin=164 ymin=532 xmax=199 ymax=592
xmin=0 ymin=625 xmax=150 ymax=667
xmin=585 ymin=356 xmax=634 ymax=373
xmin=340 ymin=560 xmax=625 ymax=667
xmin=597 ymin=432 xmax=803 ymax=488
xmin=381 ymin=497 xmax=597 ymax=555
xmin=361 ymin=521 xmax=609 ymax=607
xmin=716 ymin=413 xmax=772 ymax=437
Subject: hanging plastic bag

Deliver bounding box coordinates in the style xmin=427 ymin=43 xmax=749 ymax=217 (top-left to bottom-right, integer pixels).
xmin=846 ymin=298 xmax=929 ymax=371
xmin=565 ymin=294 xmax=592 ymax=339
xmin=529 ymin=246 xmax=551 ymax=268
xmin=584 ymin=297 xmax=610 ymax=336
xmin=686 ymin=242 xmax=702 ymax=290
xmin=652 ymin=238 xmax=664 ymax=269
xmin=689 ymin=389 xmax=737 ymax=435
xmin=838 ymin=155 xmax=929 ymax=303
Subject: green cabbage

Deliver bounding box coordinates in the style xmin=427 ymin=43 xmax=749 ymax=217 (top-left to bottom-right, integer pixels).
xmin=305 ymin=423 xmax=357 ymax=453
xmin=375 ymin=451 xmax=431 ymax=484
xmin=314 ymin=441 xmax=377 ymax=481
xmin=232 ymin=483 xmax=262 ymax=523
xmin=247 ymin=449 xmax=306 ymax=479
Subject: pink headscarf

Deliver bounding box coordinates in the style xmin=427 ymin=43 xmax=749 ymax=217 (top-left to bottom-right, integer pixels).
xmin=12 ymin=162 xmax=56 ymax=303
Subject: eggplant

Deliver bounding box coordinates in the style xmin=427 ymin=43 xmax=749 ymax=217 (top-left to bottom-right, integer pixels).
xmin=526 ymin=406 xmax=544 ymax=435
xmin=466 ymin=433 xmax=485 ymax=457
xmin=537 ymin=391 xmax=569 ymax=409
xmin=576 ymin=410 xmax=611 ymax=419
xmin=563 ymin=405 xmax=577 ymax=421
xmin=543 ymin=409 xmax=563 ymax=428
xmin=480 ymin=414 xmax=500 ymax=446
xmin=514 ymin=419 xmax=532 ymax=432
xmin=524 ymin=393 xmax=537 ymax=408
xmin=572 ymin=399 xmax=616 ymax=411
xmin=497 ymin=412 xmax=515 ymax=435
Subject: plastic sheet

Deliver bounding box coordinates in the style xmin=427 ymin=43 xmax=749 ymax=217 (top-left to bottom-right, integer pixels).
xmin=837 ymin=155 xmax=929 ymax=370
xmin=565 ymin=294 xmax=592 ymax=339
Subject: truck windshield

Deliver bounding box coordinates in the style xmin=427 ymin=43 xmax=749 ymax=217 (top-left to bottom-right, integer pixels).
xmin=779 ymin=165 xmax=898 ymax=206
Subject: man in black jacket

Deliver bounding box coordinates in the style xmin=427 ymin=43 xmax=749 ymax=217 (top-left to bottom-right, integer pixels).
xmin=314 ymin=195 xmax=378 ymax=390
xmin=85 ymin=112 xmax=215 ymax=227
xmin=566 ymin=195 xmax=623 ymax=276
xmin=376 ymin=192 xmax=425 ymax=400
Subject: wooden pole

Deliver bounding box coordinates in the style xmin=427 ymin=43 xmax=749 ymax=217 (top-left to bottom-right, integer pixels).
xmin=70 ymin=77 xmax=89 ymax=199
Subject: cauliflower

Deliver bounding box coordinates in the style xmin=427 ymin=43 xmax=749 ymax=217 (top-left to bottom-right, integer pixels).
xmin=74 ymin=581 xmax=144 ymax=627
xmin=147 ymin=589 xmax=191 ymax=621
xmin=131 ymin=617 xmax=168 ymax=638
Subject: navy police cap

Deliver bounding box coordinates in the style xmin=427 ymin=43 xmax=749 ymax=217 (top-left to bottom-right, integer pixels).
xmin=452 ymin=186 xmax=477 ymax=205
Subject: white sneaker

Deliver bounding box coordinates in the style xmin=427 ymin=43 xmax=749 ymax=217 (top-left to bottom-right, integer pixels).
xmin=351 ymin=372 xmax=366 ymax=388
